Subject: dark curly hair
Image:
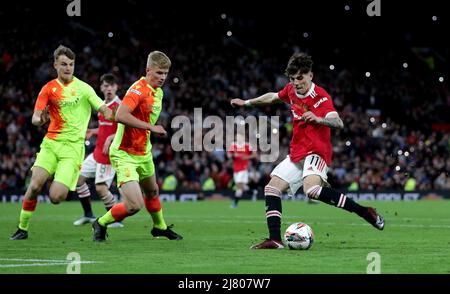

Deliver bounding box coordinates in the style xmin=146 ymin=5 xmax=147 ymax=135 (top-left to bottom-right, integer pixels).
xmin=284 ymin=53 xmax=313 ymax=77
xmin=100 ymin=73 xmax=118 ymax=85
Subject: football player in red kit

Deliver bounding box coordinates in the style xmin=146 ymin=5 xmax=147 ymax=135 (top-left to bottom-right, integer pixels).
xmin=73 ymin=74 xmax=123 ymax=228
xmin=231 ymin=53 xmax=384 ymax=249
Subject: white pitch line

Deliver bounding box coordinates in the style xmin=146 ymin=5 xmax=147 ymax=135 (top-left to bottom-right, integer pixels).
xmin=0 ymin=261 xmax=98 ymax=268
xmin=0 ymin=258 xmax=76 ymax=262
xmin=0 ymin=258 xmax=101 ymax=268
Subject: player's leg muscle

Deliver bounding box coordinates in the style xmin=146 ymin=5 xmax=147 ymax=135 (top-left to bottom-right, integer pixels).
xmin=119 ymin=181 xmax=144 ymax=214
xmin=266 ymin=176 xmax=289 ymax=194
xmin=49 ymin=181 xmax=69 ymax=204
xmin=303 ymin=175 xmax=323 ymax=199
xmin=140 ymin=175 xmax=159 ymax=199
xmin=25 ymin=167 xmax=51 ymax=200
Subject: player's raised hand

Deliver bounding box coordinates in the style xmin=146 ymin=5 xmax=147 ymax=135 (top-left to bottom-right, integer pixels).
xmin=230 ymin=98 xmax=246 ymax=107
xmin=149 ymin=124 xmax=167 ymax=136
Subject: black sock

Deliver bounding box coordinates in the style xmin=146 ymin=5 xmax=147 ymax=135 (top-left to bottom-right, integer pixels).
xmin=318 ymin=187 xmax=367 ymax=216
xmin=233 ymin=197 xmax=239 ymax=206
xmin=265 ymin=195 xmax=282 ymax=241
xmin=79 ymin=197 xmax=94 ymax=217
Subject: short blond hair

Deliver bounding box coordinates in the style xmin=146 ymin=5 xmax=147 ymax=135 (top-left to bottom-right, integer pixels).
xmin=54 ymin=45 xmax=75 ymax=61
xmin=147 ymin=51 xmax=171 ymax=69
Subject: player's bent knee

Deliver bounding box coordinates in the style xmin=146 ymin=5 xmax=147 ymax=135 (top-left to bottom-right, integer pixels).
xmin=304 ymin=185 xmax=322 ymax=199
xmin=49 ymin=195 xmax=62 ymax=204
xmin=127 ymin=204 xmax=142 ymax=215
xmin=28 ymin=181 xmax=43 ymax=194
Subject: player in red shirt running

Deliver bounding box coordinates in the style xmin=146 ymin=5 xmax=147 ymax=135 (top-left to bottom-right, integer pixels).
xmin=231 ymin=53 xmax=385 ymax=249
xmin=228 ymin=133 xmax=257 ymax=208
xmin=73 ymin=74 xmax=123 ymax=228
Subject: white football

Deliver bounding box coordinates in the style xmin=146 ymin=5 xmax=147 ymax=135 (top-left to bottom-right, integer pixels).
xmin=284 ymin=222 xmax=314 ymax=250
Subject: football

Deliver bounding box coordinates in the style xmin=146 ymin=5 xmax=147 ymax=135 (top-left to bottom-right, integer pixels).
xmin=284 ymin=222 xmax=314 ymax=250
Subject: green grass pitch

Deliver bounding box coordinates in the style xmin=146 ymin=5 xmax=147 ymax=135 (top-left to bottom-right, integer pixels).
xmin=1 ymin=200 xmax=450 ymax=273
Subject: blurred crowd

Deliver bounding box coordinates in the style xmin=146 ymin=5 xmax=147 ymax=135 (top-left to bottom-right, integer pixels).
xmin=1 ymin=2 xmax=449 ymax=192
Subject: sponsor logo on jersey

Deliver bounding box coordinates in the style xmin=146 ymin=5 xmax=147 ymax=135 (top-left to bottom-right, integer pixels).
xmin=313 ymin=97 xmax=328 ymax=108
xmin=60 ymin=96 xmax=80 ymax=107
xmin=129 ymin=88 xmax=142 ymax=96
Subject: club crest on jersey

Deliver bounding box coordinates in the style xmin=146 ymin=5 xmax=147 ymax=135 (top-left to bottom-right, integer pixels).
xmin=291 ymin=103 xmax=306 ymax=120
xmin=313 ymin=97 xmax=328 ymax=108
xmin=152 ymin=104 xmax=161 ymax=112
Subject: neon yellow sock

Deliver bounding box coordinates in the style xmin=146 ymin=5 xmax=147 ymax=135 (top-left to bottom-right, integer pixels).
xmin=151 ymin=210 xmax=167 ymax=230
xmin=18 ymin=209 xmax=34 ymax=231
xmin=98 ymin=211 xmax=115 ymax=227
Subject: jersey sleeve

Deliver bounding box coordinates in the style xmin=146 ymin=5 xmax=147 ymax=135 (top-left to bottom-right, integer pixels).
xmin=34 ymin=85 xmax=49 ymax=111
xmin=319 ymin=94 xmax=337 ymax=118
xmin=277 ymin=84 xmax=291 ymax=104
xmin=122 ymin=87 xmax=142 ymax=112
xmin=85 ymin=85 xmax=105 ymax=111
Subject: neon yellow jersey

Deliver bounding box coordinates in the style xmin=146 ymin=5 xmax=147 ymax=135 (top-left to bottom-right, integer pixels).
xmin=34 ymin=77 xmax=105 ymax=143
xmin=110 ymin=77 xmax=163 ymax=157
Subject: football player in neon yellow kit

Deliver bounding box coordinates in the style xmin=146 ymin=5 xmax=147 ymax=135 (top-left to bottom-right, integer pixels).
xmin=10 ymin=45 xmax=114 ymax=240
xmin=92 ymin=51 xmax=182 ymax=242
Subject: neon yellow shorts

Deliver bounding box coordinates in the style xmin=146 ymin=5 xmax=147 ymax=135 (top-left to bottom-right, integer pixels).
xmin=109 ymin=148 xmax=155 ymax=187
xmin=33 ymin=137 xmax=85 ymax=191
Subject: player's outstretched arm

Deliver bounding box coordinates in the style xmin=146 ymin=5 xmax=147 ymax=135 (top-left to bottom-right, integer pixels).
xmin=319 ymin=112 xmax=344 ymax=129
xmin=115 ymin=104 xmax=167 ymax=135
xmin=230 ymin=92 xmax=280 ymax=108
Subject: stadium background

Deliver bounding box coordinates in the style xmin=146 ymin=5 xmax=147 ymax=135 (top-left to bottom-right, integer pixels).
xmin=1 ymin=0 xmax=450 ymax=277
xmin=1 ymin=0 xmax=448 ymax=198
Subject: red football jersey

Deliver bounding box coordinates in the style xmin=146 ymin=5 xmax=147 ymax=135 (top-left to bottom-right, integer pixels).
xmin=278 ymin=82 xmax=337 ymax=165
xmin=229 ymin=142 xmax=252 ymax=172
xmin=93 ymin=96 xmax=121 ymax=164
